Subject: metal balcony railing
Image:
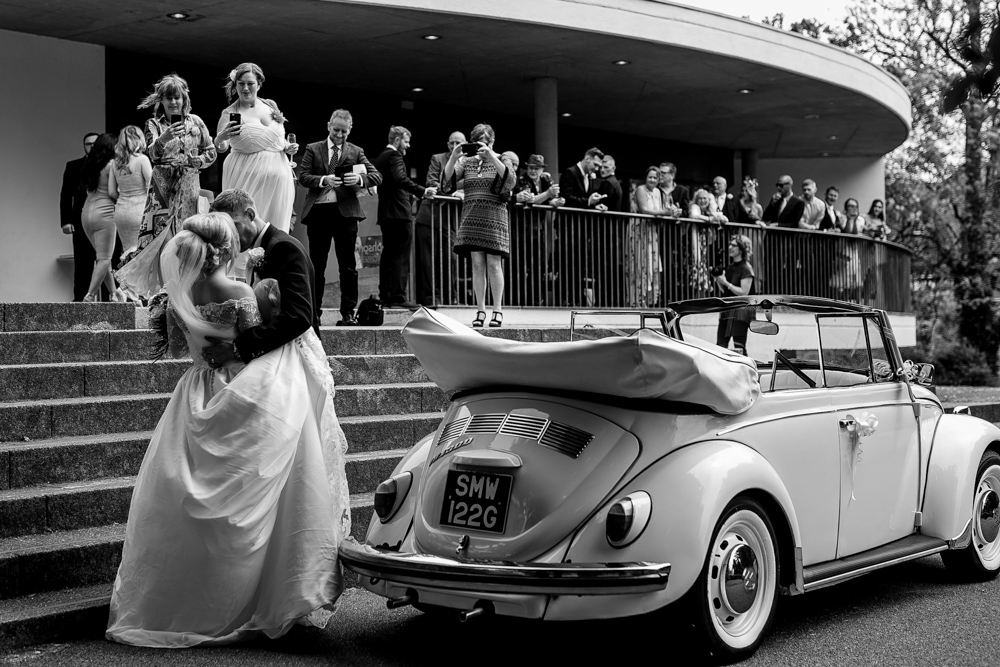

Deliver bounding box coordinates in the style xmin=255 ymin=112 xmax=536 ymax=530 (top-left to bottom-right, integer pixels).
xmin=419 ymin=198 xmax=912 ymax=312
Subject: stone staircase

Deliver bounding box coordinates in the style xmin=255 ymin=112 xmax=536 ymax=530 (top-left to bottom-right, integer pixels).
xmin=0 ymin=301 xmax=470 ymax=648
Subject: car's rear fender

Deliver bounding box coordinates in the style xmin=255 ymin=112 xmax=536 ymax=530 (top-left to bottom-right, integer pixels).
xmin=548 ymin=440 xmax=801 ymax=620
xmin=921 ymin=414 xmax=1000 ymax=541
xmin=365 ymin=433 xmax=434 ymax=550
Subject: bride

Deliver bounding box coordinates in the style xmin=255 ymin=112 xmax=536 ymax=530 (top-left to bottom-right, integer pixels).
xmin=106 ymin=212 xmax=350 ymax=647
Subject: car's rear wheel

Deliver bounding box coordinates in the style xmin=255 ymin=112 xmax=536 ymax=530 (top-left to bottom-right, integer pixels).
xmin=688 ymin=497 xmax=779 ymax=664
xmin=942 ymin=450 xmax=1000 ymax=581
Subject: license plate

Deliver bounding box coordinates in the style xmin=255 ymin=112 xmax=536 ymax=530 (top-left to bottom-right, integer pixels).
xmin=439 ymin=470 xmax=513 ymax=534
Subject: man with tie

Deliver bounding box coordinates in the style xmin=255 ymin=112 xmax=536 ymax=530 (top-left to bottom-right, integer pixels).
xmin=761 ymin=175 xmax=806 ymax=228
xmin=297 ymin=109 xmax=382 ymax=326
xmin=711 ymin=175 xmax=741 ymax=222
xmin=559 ymin=147 xmax=606 ymax=209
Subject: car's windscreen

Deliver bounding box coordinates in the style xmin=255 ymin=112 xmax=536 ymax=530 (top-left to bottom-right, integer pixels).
xmin=676 ymin=304 xmax=821 ymax=370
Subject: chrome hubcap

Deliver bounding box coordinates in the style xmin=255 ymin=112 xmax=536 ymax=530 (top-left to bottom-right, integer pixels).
xmin=722 ymin=543 xmax=759 ymax=614
xmin=977 ymin=488 xmax=999 ymax=544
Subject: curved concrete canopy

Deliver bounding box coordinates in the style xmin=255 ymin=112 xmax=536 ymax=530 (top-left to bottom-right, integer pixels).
xmin=0 ymin=0 xmax=910 ymax=158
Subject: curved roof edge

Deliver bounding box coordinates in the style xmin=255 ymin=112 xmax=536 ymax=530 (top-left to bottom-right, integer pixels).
xmin=334 ymin=0 xmax=911 ymax=141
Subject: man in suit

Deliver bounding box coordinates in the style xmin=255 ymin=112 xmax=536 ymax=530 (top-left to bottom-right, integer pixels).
xmin=762 ymin=175 xmax=806 ymax=228
xmin=820 ymin=185 xmax=846 ymax=231
xmin=414 ymin=130 xmax=464 ymax=307
xmin=203 ymin=189 xmax=319 ymax=366
xmin=373 ymin=126 xmax=435 ymax=308
xmin=560 ymin=147 xmax=606 ymax=209
xmin=60 ymin=132 xmax=98 ymax=301
xmin=598 ymin=155 xmax=624 ymax=212
xmin=297 ymin=109 xmax=382 ymax=326
xmin=711 ymin=176 xmax=741 ymax=222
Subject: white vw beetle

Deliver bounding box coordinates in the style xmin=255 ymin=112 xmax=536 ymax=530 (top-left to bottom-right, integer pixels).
xmin=339 ymin=297 xmax=1000 ymax=663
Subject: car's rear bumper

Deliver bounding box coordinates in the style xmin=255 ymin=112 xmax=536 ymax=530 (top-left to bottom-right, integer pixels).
xmin=338 ymin=540 xmax=671 ymax=596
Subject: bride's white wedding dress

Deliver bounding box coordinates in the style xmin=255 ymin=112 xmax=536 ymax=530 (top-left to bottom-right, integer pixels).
xmin=106 ymin=296 xmax=350 ymax=647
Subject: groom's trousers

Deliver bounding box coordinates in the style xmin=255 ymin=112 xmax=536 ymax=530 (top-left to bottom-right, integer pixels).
xmin=304 ymin=204 xmax=359 ymax=320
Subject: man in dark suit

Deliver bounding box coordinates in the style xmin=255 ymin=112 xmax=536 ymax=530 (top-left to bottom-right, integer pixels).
xmin=204 ymin=189 xmax=318 ymax=367
xmin=414 ymin=130 xmax=464 ymax=307
xmin=560 ymin=147 xmax=606 ymax=209
xmin=762 ymin=175 xmax=806 ymax=228
xmin=711 ymin=176 xmax=741 ymax=222
xmin=297 ymin=109 xmax=382 ymax=326
xmin=373 ymin=126 xmax=434 ymax=308
xmin=60 ymin=132 xmax=98 ymax=301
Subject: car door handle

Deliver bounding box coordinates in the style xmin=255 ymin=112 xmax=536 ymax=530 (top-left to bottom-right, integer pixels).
xmin=839 ymin=418 xmax=856 ymax=428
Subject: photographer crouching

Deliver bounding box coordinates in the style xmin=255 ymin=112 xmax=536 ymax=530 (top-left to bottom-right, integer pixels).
xmin=713 ymin=234 xmax=755 ymax=355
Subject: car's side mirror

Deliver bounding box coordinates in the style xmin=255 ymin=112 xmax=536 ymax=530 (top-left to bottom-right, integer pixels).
xmin=915 ymin=363 xmax=934 ymax=386
xmin=749 ymin=321 xmax=779 ymax=335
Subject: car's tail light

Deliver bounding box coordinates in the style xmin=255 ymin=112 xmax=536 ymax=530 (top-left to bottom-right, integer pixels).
xmin=374 ymin=472 xmax=413 ymax=522
xmin=606 ymin=491 xmax=652 ymax=548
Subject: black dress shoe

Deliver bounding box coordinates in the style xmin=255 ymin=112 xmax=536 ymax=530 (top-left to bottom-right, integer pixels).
xmin=388 ymin=300 xmax=419 ymax=310
xmin=336 ymin=315 xmax=359 ymax=326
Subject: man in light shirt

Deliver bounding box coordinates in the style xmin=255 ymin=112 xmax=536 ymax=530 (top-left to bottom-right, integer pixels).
xmin=798 ymin=179 xmax=826 ymax=230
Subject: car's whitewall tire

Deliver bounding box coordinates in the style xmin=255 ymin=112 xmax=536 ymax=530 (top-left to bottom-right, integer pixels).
xmin=942 ymin=450 xmax=1000 ymax=581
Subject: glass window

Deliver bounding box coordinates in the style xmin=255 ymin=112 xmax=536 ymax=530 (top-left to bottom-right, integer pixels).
xmin=818 ymin=315 xmax=873 ymax=388
xmin=865 ymin=317 xmax=895 ymax=382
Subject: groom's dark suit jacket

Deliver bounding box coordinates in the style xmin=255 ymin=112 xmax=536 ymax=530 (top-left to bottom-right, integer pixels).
xmin=233 ymin=225 xmax=319 ymax=363
xmin=298 ymin=140 xmax=381 ymax=222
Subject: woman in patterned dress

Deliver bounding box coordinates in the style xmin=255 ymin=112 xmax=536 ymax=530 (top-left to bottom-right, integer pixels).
xmin=442 ymin=123 xmax=516 ymax=327
xmin=115 ymin=74 xmax=217 ymax=300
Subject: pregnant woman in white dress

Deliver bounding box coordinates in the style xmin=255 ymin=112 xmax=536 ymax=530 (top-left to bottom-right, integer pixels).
xmin=215 ymin=62 xmax=297 ymax=232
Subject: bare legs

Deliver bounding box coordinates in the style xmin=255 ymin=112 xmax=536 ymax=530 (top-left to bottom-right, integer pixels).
xmin=85 ymin=226 xmax=120 ymax=301
xmin=470 ymin=251 xmax=504 ymax=314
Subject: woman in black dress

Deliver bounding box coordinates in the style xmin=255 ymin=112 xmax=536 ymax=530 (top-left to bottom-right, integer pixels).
xmin=714 ymin=234 xmax=755 ymax=355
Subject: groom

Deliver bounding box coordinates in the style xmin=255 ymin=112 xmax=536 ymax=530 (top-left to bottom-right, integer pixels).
xmin=203 ymin=189 xmax=319 ymax=367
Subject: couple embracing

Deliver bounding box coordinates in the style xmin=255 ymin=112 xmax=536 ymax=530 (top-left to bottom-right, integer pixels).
xmin=106 ymin=189 xmax=351 ymax=647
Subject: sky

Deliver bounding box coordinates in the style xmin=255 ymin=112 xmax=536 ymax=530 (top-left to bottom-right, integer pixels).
xmin=671 ymin=0 xmax=853 ymax=26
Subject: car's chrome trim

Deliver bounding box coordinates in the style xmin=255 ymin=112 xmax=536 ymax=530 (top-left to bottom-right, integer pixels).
xmin=948 ymin=519 xmax=973 ymax=549
xmin=715 ymin=400 xmax=924 ymax=436
xmin=805 ymin=535 xmax=948 ymax=592
xmin=339 ymin=540 xmax=670 ymax=596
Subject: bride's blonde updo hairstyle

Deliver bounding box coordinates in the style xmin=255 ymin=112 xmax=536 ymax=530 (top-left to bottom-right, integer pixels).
xmin=224 ymin=62 xmax=265 ymax=101
xmin=160 ymin=212 xmax=241 ymax=348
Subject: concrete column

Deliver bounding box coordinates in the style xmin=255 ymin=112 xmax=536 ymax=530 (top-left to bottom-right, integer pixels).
xmin=534 ymin=77 xmax=559 ymax=175
xmin=741 ymin=149 xmax=759 ymax=181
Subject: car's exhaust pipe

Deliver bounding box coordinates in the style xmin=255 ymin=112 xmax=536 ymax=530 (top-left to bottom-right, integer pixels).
xmin=386 ymin=593 xmax=414 ymax=609
xmin=458 ymin=602 xmax=493 ymax=622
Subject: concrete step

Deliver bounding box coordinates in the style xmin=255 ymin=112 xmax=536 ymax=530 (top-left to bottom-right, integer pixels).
xmin=0 ymin=325 xmax=567 ymax=366
xmin=0 ymin=354 xmax=429 ymax=402
xmin=0 ymin=384 xmax=448 ymax=442
xmin=0 ymin=413 xmax=441 ymax=491
xmin=0 ymin=495 xmax=375 ymax=603
xmin=0 ymin=303 xmax=136 ymax=333
xmin=0 ymin=581 xmax=112 ymax=648
xmin=0 ymin=450 xmax=405 ymax=540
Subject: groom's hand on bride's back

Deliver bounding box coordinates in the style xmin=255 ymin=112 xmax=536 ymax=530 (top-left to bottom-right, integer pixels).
xmin=203 ymin=337 xmax=235 ymax=369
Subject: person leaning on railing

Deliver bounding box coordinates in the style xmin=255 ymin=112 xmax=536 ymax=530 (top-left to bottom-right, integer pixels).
xmin=513 ymin=154 xmax=564 ymax=207
xmin=737 ymin=177 xmax=764 ymax=226
xmin=627 ymin=166 xmax=670 ymax=307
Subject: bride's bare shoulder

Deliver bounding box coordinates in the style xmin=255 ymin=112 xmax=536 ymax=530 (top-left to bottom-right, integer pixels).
xmin=214 ymin=279 xmax=254 ymax=302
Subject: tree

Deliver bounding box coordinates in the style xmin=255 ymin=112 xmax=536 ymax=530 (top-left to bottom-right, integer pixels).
xmin=843 ymin=0 xmax=1000 ymax=370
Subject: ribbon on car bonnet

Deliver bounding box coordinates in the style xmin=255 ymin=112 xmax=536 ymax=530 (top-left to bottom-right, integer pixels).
xmin=846 ymin=411 xmax=878 ymax=501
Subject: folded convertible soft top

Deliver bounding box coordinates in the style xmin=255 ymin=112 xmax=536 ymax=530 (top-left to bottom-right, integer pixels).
xmin=401 ymin=309 xmax=760 ymax=415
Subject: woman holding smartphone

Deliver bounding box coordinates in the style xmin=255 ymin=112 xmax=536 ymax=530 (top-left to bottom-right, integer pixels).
xmin=215 ymin=62 xmax=297 ymax=232
xmin=443 ymin=124 xmax=516 ymax=328
xmin=116 ymin=74 xmax=217 ymax=300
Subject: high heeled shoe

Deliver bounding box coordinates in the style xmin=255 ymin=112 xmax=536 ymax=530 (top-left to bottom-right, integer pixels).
xmin=472 ymin=310 xmax=486 ymax=328
xmin=82 ymin=293 xmax=98 ymax=303
xmin=489 ymin=311 xmax=503 ymax=328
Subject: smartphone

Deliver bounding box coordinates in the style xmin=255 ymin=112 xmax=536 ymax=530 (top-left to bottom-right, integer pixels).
xmin=461 ymin=142 xmax=480 ymax=157
xmin=229 ymin=112 xmax=241 ymax=125
xmin=333 ymin=164 xmax=354 ymax=177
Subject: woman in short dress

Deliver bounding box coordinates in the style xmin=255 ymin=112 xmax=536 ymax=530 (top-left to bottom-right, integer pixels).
xmin=443 ymin=123 xmax=516 ymax=328
xmin=715 ymin=234 xmax=756 ymax=355
xmin=115 ymin=74 xmax=217 ymax=300
xmin=215 ymin=62 xmax=297 ymax=232
xmin=109 ymin=125 xmax=152 ymax=255
xmin=80 ymin=133 xmax=123 ymax=302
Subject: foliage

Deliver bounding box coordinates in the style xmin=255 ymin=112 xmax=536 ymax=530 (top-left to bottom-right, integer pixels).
xmin=918 ymin=340 xmax=999 ymax=386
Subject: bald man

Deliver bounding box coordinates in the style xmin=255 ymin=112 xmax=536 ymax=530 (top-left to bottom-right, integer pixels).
xmin=415 ymin=130 xmax=466 ymax=307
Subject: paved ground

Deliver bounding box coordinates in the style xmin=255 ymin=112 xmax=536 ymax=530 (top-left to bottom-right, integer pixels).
xmin=4 ymin=555 xmax=998 ymax=667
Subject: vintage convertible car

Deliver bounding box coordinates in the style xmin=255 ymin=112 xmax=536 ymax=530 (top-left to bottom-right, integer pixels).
xmin=339 ymin=296 xmax=1000 ymax=662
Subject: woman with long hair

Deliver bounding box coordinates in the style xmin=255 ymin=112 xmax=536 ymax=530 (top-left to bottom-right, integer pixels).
xmin=715 ymin=234 xmax=756 ymax=355
xmin=109 ymin=125 xmax=152 ymax=255
xmin=215 ymin=62 xmax=296 ymax=232
xmin=443 ymin=123 xmax=516 ymax=327
xmin=628 ymin=166 xmax=667 ymax=306
xmin=107 ymin=212 xmax=350 ymax=647
xmin=115 ymin=73 xmax=217 ymax=300
xmin=80 ymin=133 xmax=123 ymax=302
xmin=865 ymin=198 xmax=890 ymax=240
